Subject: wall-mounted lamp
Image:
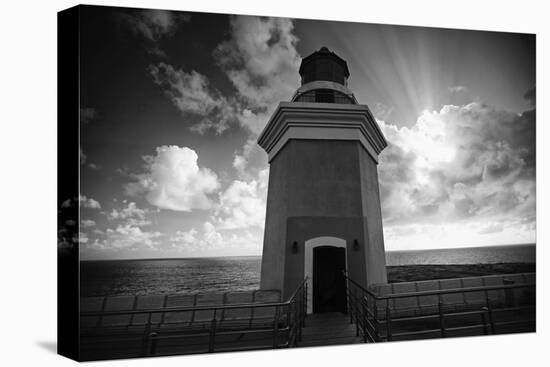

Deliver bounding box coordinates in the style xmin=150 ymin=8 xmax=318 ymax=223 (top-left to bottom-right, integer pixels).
xmin=353 ymin=239 xmax=360 ymax=251
xmin=292 ymin=241 xmax=298 ymax=254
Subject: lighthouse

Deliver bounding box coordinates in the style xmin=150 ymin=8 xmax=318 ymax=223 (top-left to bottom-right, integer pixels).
xmin=257 ymin=47 xmax=388 ymax=314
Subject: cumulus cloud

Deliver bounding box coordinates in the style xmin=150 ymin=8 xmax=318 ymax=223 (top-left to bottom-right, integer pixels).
xmin=171 ymin=222 xmax=221 ymax=250
xmin=81 ymin=200 xmax=161 ymax=252
xmin=81 ymin=219 xmax=96 ymax=228
xmin=118 ymin=9 xmax=190 ymax=56
xmin=79 ymin=232 xmax=89 ymax=244
xmin=108 ymin=15 xmax=304 ymax=256
xmin=213 ymin=169 xmax=269 ymax=229
xmin=108 ymin=201 xmax=152 ymax=226
xmin=215 ymin=16 xmax=300 ymax=109
xmin=165 ymin=166 xmax=269 ymax=254
xmin=126 ymin=9 xmax=188 ymax=41
xmin=148 ymin=16 xmax=301 ymax=136
xmin=161 ymin=167 xmax=268 ymax=255
xmin=170 ymin=221 xmax=261 ymax=255
xmin=232 ymin=138 xmax=268 ymax=179
xmin=149 ymin=63 xmax=238 ymax=134
xmin=384 ymin=219 xmax=533 ymax=251
xmin=63 ymin=195 xmax=102 ymax=209
xmin=166 ymin=16 xmax=302 ymax=248
xmin=214 ymin=16 xmax=301 ymax=134
xmin=378 ymin=98 xmax=536 ymax=247
xmin=124 ymin=145 xmax=220 ymax=211
xmin=103 ymin=224 xmax=162 ymax=249
xmin=62 ymin=196 xmax=100 ymax=209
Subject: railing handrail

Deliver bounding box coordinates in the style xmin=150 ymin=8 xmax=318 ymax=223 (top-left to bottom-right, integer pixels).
xmin=342 ymin=271 xmax=378 ymax=298
xmin=342 ymin=271 xmax=534 ymax=300
xmin=287 ymin=277 xmax=309 ymax=302
xmin=81 ymin=277 xmax=309 ymax=318
xmin=344 ymin=271 xmax=535 ymax=343
xmin=377 ymin=282 xmax=536 ymax=299
xmin=81 ymin=278 xmax=309 ymax=356
xmin=81 ymin=300 xmax=287 ymax=317
xmin=370 ymin=282 xmax=535 ymax=300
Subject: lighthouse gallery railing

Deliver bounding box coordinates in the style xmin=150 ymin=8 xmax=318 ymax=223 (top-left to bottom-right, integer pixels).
xmin=80 ymin=277 xmax=308 ymax=358
xmin=342 ymin=272 xmax=535 ymax=343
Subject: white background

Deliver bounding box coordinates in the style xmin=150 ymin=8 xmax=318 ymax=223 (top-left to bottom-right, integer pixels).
xmin=0 ymin=0 xmax=548 ymax=366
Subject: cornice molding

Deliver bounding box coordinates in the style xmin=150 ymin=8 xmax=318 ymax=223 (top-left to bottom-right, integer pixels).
xmin=257 ymin=102 xmax=388 ymax=163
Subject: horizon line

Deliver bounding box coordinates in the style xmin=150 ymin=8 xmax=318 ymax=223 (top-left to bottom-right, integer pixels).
xmin=80 ymin=242 xmax=535 ymax=262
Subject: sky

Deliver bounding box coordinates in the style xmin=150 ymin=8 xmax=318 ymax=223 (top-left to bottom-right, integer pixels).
xmin=70 ymin=5 xmax=536 ymax=260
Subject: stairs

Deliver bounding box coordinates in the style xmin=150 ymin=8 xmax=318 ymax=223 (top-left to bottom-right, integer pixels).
xmin=298 ymin=312 xmax=363 ymax=347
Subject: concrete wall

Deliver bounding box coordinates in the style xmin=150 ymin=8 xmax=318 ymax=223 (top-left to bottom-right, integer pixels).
xmin=284 ymin=217 xmax=364 ymax=302
xmin=259 ymin=142 xmax=290 ymax=292
xmin=260 ymin=139 xmax=387 ymax=299
xmin=359 ymin=146 xmax=388 ymax=285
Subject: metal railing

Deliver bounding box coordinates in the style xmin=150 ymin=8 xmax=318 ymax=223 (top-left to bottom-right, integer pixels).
xmin=80 ymin=278 xmax=308 ymax=357
xmin=343 ymin=272 xmax=535 ymax=343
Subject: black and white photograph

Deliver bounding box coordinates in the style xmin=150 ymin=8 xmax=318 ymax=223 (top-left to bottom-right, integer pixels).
xmin=54 ymin=4 xmax=540 ymax=361
xmin=3 ymin=1 xmax=546 ymax=366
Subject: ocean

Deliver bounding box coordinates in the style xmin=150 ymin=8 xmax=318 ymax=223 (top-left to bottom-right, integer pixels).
xmin=80 ymin=244 xmax=535 ymax=297
xmin=385 ymin=244 xmax=535 ymax=266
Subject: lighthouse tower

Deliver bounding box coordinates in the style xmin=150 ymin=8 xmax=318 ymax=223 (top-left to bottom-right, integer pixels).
xmin=257 ymin=47 xmax=388 ymax=314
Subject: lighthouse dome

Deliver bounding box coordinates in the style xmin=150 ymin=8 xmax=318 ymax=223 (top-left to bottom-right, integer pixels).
xmin=292 ymin=47 xmax=357 ymax=104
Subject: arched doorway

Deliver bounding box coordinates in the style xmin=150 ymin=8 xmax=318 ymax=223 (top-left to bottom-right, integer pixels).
xmin=304 ymin=237 xmax=347 ymax=314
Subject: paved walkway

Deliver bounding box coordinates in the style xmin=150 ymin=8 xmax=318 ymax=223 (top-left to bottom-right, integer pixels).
xmin=298 ymin=312 xmax=363 ymax=347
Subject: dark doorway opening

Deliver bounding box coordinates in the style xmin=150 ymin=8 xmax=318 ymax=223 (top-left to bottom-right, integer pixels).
xmin=313 ymin=246 xmax=347 ymax=313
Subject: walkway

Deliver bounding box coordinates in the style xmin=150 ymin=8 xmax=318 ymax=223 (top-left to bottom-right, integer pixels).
xmin=298 ymin=312 xmax=363 ymax=347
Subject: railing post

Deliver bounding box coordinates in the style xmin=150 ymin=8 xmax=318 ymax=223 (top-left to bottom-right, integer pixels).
xmin=147 ymin=332 xmax=158 ymax=356
xmin=484 ymin=290 xmax=495 ymax=334
xmin=373 ymin=299 xmax=379 ymax=342
xmin=386 ymin=299 xmax=392 ymax=342
xmin=141 ymin=312 xmax=153 ymax=356
xmin=303 ymin=281 xmax=307 ymax=327
xmin=160 ymin=295 xmax=168 ymax=325
xmin=481 ymin=308 xmax=489 ymax=335
xmin=298 ymin=290 xmax=303 ymax=342
xmin=208 ymin=309 xmax=217 ymax=353
xmin=360 ymin=297 xmax=366 ymax=340
xmin=129 ymin=296 xmax=138 ymax=326
xmin=503 ymin=279 xmax=516 ymax=307
xmin=354 ymin=295 xmax=360 ymax=337
xmin=273 ymin=305 xmax=280 ymax=348
xmin=96 ymin=296 xmax=107 ymax=328
xmin=351 ymin=287 xmax=356 ymax=324
xmin=438 ymin=295 xmax=446 ymax=338
xmin=286 ymin=301 xmax=293 ymax=347
xmin=362 ymin=294 xmax=369 ymax=338
xmin=293 ymin=297 xmax=298 ymax=344
xmin=295 ymin=300 xmax=301 ymax=346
